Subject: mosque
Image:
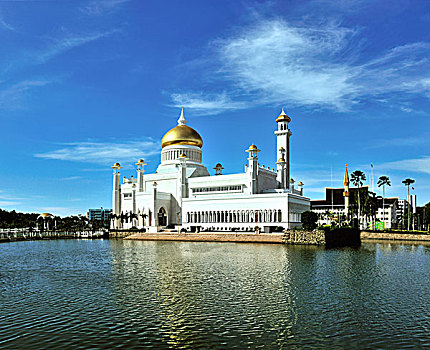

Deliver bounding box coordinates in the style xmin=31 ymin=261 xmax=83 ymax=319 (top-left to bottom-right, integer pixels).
xmin=110 ymin=108 xmax=310 ymax=232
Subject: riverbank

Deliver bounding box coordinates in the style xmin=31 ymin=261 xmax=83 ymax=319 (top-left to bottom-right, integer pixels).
xmin=0 ymin=231 xmax=107 ymax=243
xmin=125 ymin=229 xmax=430 ymax=246
xmin=0 ymin=235 xmax=77 ymax=243
xmin=125 ymin=232 xmax=284 ymax=244
xmin=361 ymin=231 xmax=430 ymax=242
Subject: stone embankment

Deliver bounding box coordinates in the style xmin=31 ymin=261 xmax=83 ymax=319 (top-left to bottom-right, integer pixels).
xmin=125 ymin=232 xmax=284 ymax=244
xmin=361 ymin=231 xmax=430 ymax=242
xmin=109 ymin=230 xmax=139 ymax=238
xmin=282 ymin=230 xmax=326 ymax=245
xmin=282 ymin=228 xmax=361 ymax=247
xmin=125 ymin=228 xmax=360 ymax=247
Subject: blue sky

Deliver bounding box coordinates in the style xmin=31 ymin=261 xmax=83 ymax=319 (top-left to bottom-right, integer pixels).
xmin=1 ymin=0 xmax=429 ymax=216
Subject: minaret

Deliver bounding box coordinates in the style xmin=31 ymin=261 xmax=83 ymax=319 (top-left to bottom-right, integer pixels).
xmin=275 ymin=108 xmax=292 ymax=189
xmin=177 ymin=153 xmax=188 ymax=224
xmin=246 ymin=144 xmax=260 ymax=194
xmin=111 ymin=162 xmax=122 ymax=229
xmin=343 ymin=164 xmax=350 ymax=217
xmin=135 ymin=159 xmax=147 ymax=192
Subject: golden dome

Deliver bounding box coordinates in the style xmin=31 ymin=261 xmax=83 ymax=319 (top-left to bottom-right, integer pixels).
xmin=161 ymin=125 xmax=203 ymax=148
xmin=161 ymin=108 xmax=203 ymax=148
xmin=276 ymin=108 xmax=291 ymax=123
xmin=248 ymin=144 xmax=257 ymax=150
xmin=39 ymin=213 xmax=53 ymax=218
xmin=112 ymin=162 xmax=121 ymax=168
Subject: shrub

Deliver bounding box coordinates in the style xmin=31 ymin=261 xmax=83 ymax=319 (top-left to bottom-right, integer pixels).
xmin=301 ymin=211 xmax=318 ymax=230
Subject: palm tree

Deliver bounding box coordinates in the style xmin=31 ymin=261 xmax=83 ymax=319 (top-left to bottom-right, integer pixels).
xmin=140 ymin=213 xmax=148 ymax=227
xmin=351 ymin=170 xmax=366 ymax=228
xmin=377 ymin=176 xmax=391 ymax=229
xmin=402 ymin=178 xmax=415 ymax=231
xmin=130 ymin=213 xmax=138 ymax=227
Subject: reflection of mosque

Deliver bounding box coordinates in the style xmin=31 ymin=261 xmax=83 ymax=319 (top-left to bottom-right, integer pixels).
xmin=111 ymin=108 xmax=310 ymax=232
xmin=109 ymin=241 xmax=306 ymax=347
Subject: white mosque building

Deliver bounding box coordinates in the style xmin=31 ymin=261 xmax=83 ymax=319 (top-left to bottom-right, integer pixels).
xmin=111 ymin=108 xmax=310 ymax=233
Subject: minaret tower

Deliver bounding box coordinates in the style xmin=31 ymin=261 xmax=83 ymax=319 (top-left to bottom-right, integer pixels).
xmin=344 ymin=164 xmax=350 ymax=217
xmin=275 ymin=108 xmax=292 ymax=189
xmin=135 ymin=159 xmax=147 ymax=192
xmin=111 ymin=162 xmax=122 ymax=229
xmin=246 ymin=144 xmax=260 ymax=194
xmin=177 ymin=153 xmax=188 ymax=224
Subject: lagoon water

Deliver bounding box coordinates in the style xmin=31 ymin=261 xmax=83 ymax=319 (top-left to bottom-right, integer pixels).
xmin=1 ymin=239 xmax=430 ymax=349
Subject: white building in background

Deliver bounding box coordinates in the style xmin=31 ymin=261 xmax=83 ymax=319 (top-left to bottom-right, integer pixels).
xmin=375 ymin=197 xmax=398 ymax=229
xmin=111 ymin=108 xmax=310 ymax=233
xmin=397 ymin=199 xmax=409 ymax=222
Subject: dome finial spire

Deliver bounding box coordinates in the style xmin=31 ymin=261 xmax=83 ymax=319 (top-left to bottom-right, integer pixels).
xmin=178 ymin=107 xmax=187 ymax=126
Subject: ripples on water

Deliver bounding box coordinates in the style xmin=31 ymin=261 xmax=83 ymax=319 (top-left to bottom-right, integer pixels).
xmin=1 ymin=240 xmax=430 ymax=349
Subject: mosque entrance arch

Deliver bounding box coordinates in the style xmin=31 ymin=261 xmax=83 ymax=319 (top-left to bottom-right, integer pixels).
xmin=158 ymin=207 xmax=167 ymax=227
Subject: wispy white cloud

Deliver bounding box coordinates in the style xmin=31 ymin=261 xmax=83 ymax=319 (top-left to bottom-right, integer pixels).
xmin=0 ymin=14 xmax=14 ymax=31
xmin=171 ymin=92 xmax=249 ymax=115
xmin=0 ymin=200 xmax=21 ymax=207
xmin=35 ymin=139 xmax=160 ymax=165
xmin=59 ymin=176 xmax=83 ymax=181
xmin=0 ymin=79 xmax=51 ymax=110
xmin=378 ymin=156 xmax=430 ymax=175
xmin=171 ymin=19 xmax=430 ymax=114
xmin=37 ymin=30 xmax=119 ymax=63
xmin=81 ymin=0 xmax=130 ymax=15
xmin=0 ymin=28 xmax=117 ymax=111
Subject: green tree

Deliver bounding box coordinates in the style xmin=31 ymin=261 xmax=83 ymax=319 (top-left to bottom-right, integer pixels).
xmin=377 ymin=176 xmax=391 ymax=229
xmin=351 ymin=170 xmax=366 ymax=228
xmin=301 ymin=211 xmax=318 ymax=230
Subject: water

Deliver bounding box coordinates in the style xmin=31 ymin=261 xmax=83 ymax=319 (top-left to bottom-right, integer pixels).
xmin=1 ymin=240 xmax=430 ymax=349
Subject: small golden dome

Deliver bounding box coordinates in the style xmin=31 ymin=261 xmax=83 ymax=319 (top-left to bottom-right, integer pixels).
xmin=137 ymin=159 xmax=145 ymax=163
xmin=112 ymin=162 xmax=121 ymax=167
xmin=298 ymin=181 xmax=304 ymax=186
xmin=276 ymin=108 xmax=291 ymax=123
xmin=39 ymin=213 xmax=53 ymax=218
xmin=277 ymin=158 xmax=285 ymax=163
xmin=246 ymin=144 xmax=261 ymax=153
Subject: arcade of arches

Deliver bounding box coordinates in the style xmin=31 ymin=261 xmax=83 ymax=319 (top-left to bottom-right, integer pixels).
xmin=185 ymin=209 xmax=282 ymax=224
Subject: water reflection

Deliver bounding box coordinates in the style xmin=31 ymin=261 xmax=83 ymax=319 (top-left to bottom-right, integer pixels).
xmin=1 ymin=240 xmax=430 ymax=349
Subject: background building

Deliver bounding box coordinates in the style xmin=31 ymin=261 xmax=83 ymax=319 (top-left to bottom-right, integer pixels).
xmin=87 ymin=208 xmax=111 ymax=228
xmin=311 ymin=183 xmax=399 ymax=229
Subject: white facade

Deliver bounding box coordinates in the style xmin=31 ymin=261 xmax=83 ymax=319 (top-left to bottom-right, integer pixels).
xmin=376 ymin=202 xmax=397 ymax=229
xmin=111 ymin=109 xmax=310 ymax=232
